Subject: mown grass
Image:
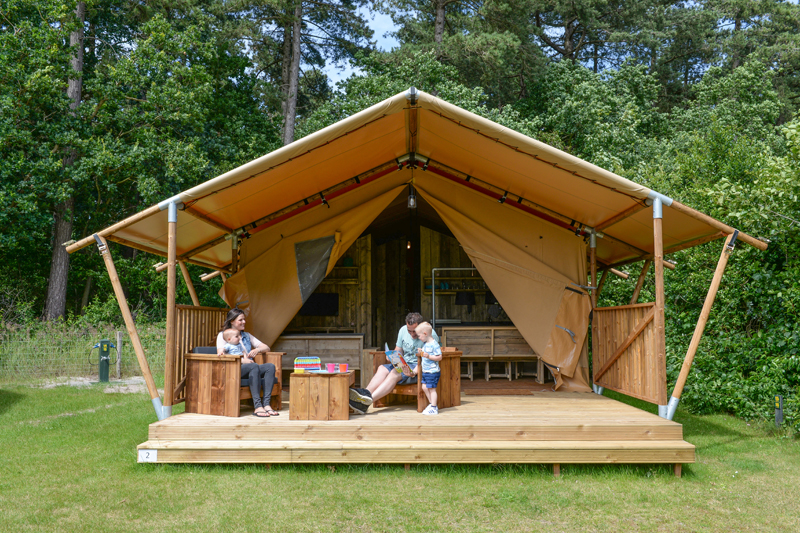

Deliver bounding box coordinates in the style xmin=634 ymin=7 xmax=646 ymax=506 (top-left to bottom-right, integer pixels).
xmin=1 ymin=385 xmax=798 ymax=533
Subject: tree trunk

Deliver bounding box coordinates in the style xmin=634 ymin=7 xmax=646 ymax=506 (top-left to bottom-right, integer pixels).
xmin=44 ymin=198 xmax=75 ymax=320
xmin=731 ymin=15 xmax=742 ymax=69
xmin=44 ymin=1 xmax=85 ymax=321
xmin=282 ymin=1 xmax=302 ymax=146
xmin=280 ymin=13 xmax=292 ymax=119
xmin=80 ymin=275 xmax=93 ymax=314
xmin=434 ymin=0 xmax=446 ymax=55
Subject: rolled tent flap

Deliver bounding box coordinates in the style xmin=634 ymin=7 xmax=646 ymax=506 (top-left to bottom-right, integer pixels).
xmin=220 ymin=185 xmax=405 ymax=345
xmin=415 ymin=175 xmax=592 ymax=391
xmin=541 ymin=288 xmax=592 ymax=390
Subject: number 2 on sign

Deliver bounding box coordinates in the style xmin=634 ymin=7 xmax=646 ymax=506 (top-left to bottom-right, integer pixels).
xmin=138 ymin=449 xmax=157 ymax=462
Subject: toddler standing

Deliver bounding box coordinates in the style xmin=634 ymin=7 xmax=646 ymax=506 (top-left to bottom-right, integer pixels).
xmin=415 ymin=322 xmax=443 ymax=415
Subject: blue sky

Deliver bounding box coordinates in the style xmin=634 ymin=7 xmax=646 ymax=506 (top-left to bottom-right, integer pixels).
xmin=322 ymin=9 xmax=399 ymax=86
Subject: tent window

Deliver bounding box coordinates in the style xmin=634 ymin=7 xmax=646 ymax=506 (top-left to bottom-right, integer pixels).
xmin=295 ymin=236 xmax=336 ymax=303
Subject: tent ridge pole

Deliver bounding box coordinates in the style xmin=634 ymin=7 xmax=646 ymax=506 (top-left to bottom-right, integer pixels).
xmin=93 ymin=234 xmax=166 ymax=420
xmin=666 ymin=232 xmax=738 ymax=420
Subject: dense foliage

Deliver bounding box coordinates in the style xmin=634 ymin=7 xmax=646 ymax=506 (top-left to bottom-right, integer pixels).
xmin=1 ymin=0 xmax=799 ymax=431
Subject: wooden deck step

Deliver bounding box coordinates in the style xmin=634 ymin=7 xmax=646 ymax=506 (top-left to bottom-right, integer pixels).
xmin=137 ymin=439 xmax=696 ymax=464
xmin=148 ymin=418 xmax=684 ymax=442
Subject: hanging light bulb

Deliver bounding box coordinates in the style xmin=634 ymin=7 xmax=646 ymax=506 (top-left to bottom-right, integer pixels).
xmin=408 ymin=184 xmax=417 ymax=209
xmin=407 ymin=240 xmax=411 ymax=250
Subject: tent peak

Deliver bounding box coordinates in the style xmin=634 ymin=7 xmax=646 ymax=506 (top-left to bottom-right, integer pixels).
xmin=406 ymin=86 xmax=419 ymax=105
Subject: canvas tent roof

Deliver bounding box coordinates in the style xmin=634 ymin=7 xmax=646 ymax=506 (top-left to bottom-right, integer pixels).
xmin=68 ymin=89 xmax=767 ymax=395
xmin=68 ymin=89 xmax=765 ymax=269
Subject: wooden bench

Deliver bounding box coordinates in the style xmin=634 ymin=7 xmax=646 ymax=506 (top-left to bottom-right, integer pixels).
xmin=370 ymin=348 xmax=461 ymax=413
xmin=273 ymin=334 xmax=363 ymax=385
xmin=184 ymin=349 xmax=283 ymax=417
xmin=441 ymin=326 xmax=544 ymax=383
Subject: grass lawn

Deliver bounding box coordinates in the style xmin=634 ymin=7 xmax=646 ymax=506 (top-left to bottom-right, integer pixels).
xmin=0 ymin=384 xmax=798 ymax=533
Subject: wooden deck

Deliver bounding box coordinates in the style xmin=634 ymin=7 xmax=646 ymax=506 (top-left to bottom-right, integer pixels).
xmin=137 ymin=392 xmax=694 ymax=466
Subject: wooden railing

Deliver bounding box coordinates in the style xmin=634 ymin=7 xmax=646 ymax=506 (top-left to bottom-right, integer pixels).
xmin=169 ymin=305 xmax=228 ymax=404
xmin=593 ymin=302 xmax=666 ymax=405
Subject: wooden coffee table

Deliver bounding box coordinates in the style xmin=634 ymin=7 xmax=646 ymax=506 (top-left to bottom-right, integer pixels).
xmin=289 ymin=371 xmax=355 ymax=420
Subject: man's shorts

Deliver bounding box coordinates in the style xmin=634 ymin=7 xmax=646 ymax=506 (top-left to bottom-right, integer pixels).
xmin=382 ymin=363 xmax=417 ymax=385
xmin=421 ymin=371 xmax=440 ymax=388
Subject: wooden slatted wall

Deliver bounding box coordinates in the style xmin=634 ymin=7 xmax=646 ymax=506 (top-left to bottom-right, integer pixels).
xmin=173 ymin=305 xmax=228 ymax=404
xmin=593 ymin=303 xmax=666 ymax=405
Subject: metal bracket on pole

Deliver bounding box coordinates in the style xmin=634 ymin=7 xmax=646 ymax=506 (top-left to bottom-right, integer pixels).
xmin=666 ymin=396 xmax=680 ymax=420
xmin=592 ymin=384 xmax=605 ymax=395
xmin=93 ymin=234 xmax=107 ymax=254
xmin=726 ymin=229 xmax=739 ymax=252
xmin=652 ymin=197 xmax=663 ymax=220
xmin=152 ymin=397 xmax=169 ymax=421
xmin=658 ymin=404 xmax=668 ymax=418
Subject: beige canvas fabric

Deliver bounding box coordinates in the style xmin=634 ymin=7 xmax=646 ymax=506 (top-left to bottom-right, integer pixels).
xmin=95 ymin=89 xmax=727 ymax=270
xmin=221 ymin=185 xmax=405 ymax=345
xmin=415 ymin=173 xmax=592 ymax=390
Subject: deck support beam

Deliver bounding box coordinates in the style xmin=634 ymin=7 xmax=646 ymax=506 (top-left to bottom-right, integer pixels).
xmin=553 ymin=463 xmax=561 ymax=478
xmin=653 ymin=199 xmax=668 ymax=416
xmin=666 ymin=232 xmax=737 ymax=420
xmin=94 ymin=234 xmax=166 ymax=420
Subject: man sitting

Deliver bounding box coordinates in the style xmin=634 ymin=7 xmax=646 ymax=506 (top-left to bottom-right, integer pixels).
xmin=349 ymin=312 xmax=439 ymax=414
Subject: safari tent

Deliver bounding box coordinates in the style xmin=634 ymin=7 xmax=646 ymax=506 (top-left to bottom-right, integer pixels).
xmin=67 ymin=89 xmax=766 ymax=470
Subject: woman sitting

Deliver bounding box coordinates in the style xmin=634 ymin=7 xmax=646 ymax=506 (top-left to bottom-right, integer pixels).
xmin=216 ymin=308 xmax=279 ymax=417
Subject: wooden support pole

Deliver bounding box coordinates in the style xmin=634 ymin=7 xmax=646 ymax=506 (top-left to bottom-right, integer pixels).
xmin=596 ymin=270 xmax=608 ymax=296
xmin=230 ymin=233 xmax=239 ymax=274
xmin=200 ymin=270 xmax=223 ymax=282
xmin=66 ymin=204 xmax=161 ymax=253
xmin=630 ymin=259 xmax=652 ymax=305
xmin=94 ymin=235 xmax=162 ymax=409
xmin=668 ymin=233 xmax=736 ymax=416
xmin=164 ymin=210 xmax=178 ymax=409
xmin=674 ymin=463 xmax=682 ymax=478
xmin=670 ymin=201 xmax=767 ymax=251
xmin=595 ymin=203 xmax=648 ymax=231
xmin=553 ymin=463 xmax=561 ymax=478
xmin=608 ymin=268 xmax=629 ymax=280
xmin=106 ymin=234 xmax=229 ymax=273
xmin=653 ymin=202 xmax=668 ymax=410
xmin=590 ymin=233 xmax=598 ymax=387
xmin=178 ymin=260 xmax=200 ymax=306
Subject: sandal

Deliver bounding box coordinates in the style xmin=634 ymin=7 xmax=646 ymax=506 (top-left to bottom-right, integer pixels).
xmin=265 ymin=409 xmax=279 ymax=416
xmin=253 ymin=407 xmax=270 ymax=418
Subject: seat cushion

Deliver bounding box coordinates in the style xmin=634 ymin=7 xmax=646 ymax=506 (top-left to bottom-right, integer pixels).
xmin=192 ymin=346 xmax=217 ymax=354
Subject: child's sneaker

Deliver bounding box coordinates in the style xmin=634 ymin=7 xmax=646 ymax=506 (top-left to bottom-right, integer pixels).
xmin=422 ymin=404 xmax=438 ymax=415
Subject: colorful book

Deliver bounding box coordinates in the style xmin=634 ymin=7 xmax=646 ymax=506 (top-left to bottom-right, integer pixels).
xmin=384 ymin=343 xmax=414 ymax=377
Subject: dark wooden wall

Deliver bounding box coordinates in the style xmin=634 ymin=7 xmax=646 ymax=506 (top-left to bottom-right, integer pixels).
xmin=284 ymin=235 xmax=372 ymax=346
xmin=420 ymin=226 xmax=509 ymax=325
xmin=372 ymin=234 xmax=408 ymax=349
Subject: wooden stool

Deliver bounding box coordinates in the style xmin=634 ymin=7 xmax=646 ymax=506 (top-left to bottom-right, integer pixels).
xmin=289 ymin=371 xmax=355 ymax=420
